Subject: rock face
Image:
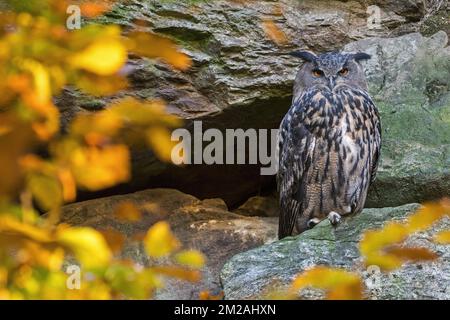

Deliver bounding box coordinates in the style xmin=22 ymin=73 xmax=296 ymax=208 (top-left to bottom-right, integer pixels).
xmin=345 ymin=31 xmax=450 ymax=207
xmin=233 ymin=194 xmax=279 ymax=217
xmin=59 ymin=188 xmax=277 ymax=299
xmin=56 ymin=0 xmax=450 ymax=208
xmin=221 ymin=203 xmax=450 ymax=300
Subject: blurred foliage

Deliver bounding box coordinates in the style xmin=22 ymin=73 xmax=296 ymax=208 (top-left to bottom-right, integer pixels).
xmin=0 ymin=0 xmax=204 ymax=299
xmin=1 ymin=0 xmax=447 ymax=301
xmin=280 ymin=199 xmax=450 ymax=300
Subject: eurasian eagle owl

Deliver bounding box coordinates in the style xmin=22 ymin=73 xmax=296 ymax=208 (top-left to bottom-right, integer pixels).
xmin=277 ymin=51 xmax=381 ymax=239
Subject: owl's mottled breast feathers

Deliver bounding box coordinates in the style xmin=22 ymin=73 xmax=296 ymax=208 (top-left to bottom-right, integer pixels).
xmin=277 ymin=85 xmax=381 ymax=238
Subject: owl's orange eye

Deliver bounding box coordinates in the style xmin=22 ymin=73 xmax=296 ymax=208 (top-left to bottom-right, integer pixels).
xmin=339 ymin=68 xmax=349 ymax=76
xmin=312 ymin=69 xmax=323 ymax=77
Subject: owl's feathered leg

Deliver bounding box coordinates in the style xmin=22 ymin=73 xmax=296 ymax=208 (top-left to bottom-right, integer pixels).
xmin=328 ymin=211 xmax=341 ymax=225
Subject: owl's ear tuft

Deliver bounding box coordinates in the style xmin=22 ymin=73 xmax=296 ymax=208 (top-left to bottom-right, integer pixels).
xmin=352 ymin=52 xmax=371 ymax=61
xmin=289 ymin=51 xmax=318 ymax=62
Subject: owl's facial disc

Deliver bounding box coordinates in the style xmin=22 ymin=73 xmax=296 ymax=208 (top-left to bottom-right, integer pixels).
xmin=292 ymin=51 xmax=371 ymax=98
xmin=311 ymin=56 xmax=352 ymax=91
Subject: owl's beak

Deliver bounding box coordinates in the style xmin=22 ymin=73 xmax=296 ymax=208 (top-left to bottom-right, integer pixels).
xmin=327 ymin=76 xmax=336 ymax=90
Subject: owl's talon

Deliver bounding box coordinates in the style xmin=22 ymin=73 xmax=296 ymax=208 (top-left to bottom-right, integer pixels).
xmin=328 ymin=211 xmax=341 ymax=225
xmin=307 ymin=218 xmax=321 ymax=229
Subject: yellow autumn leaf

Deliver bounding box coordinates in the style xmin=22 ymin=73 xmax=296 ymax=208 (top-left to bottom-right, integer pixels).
xmin=57 ymin=227 xmax=112 ymax=269
xmin=110 ymin=97 xmax=180 ymax=127
xmin=359 ymin=222 xmax=409 ymax=260
xmin=0 ymin=216 xmax=53 ymax=243
xmin=23 ymin=241 xmax=64 ymax=271
xmin=19 ymin=154 xmax=66 ymax=210
xmin=144 ymin=221 xmax=180 ymax=258
xmin=70 ymin=111 xmax=123 ymax=142
xmin=27 ymin=173 xmax=63 ymax=211
xmin=364 ymin=246 xmax=438 ymax=271
xmin=174 ymin=250 xmax=205 ymax=269
xmin=0 ymin=267 xmax=7 ymax=287
xmin=146 ymin=127 xmax=175 ymax=162
xmin=290 ymin=266 xmax=363 ymax=300
xmin=70 ymin=144 xmax=130 ymax=191
xmin=70 ymin=38 xmax=127 ymax=76
xmin=407 ymin=202 xmax=448 ymax=233
xmin=75 ymin=73 xmax=129 ymax=96
xmin=360 ymin=200 xmax=449 ymax=271
xmin=434 ymin=230 xmax=450 ymax=244
xmin=22 ymin=59 xmax=51 ymax=105
xmin=0 ymin=116 xmax=34 ymax=197
xmin=19 ymin=60 xmax=60 ymax=140
xmin=114 ymin=201 xmax=142 ymax=222
xmin=127 ymin=32 xmax=191 ymax=71
xmin=363 ymin=252 xmax=403 ymax=271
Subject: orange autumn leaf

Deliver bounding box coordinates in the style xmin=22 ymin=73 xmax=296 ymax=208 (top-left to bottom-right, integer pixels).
xmin=0 ymin=125 xmax=13 ymax=137
xmin=57 ymin=168 xmax=76 ymax=202
xmin=29 ymin=103 xmax=60 ymax=141
xmin=0 ymin=0 xmax=206 ymax=300
xmin=114 ymin=201 xmax=142 ymax=222
xmin=363 ymin=246 xmax=439 ymax=271
xmin=199 ymin=290 xmax=224 ymax=300
xmin=290 ymin=266 xmax=363 ymax=300
xmin=271 ymin=3 xmax=284 ymax=16
xmin=99 ymin=228 xmax=126 ymax=254
xmin=80 ymin=2 xmax=112 ymax=18
xmin=360 ymin=200 xmax=449 ymax=271
xmin=227 ymin=0 xmax=248 ymax=4
xmin=384 ymin=246 xmax=438 ymax=262
xmin=151 ymin=266 xmax=201 ymax=282
xmin=127 ymin=32 xmax=192 ymax=71
xmin=7 ymin=74 xmax=31 ymax=95
xmin=131 ymin=232 xmax=146 ymax=242
xmin=261 ymin=19 xmax=288 ymax=45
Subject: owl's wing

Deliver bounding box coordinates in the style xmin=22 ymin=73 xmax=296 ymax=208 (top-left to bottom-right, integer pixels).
xmin=277 ymin=95 xmax=315 ymax=239
xmin=370 ymin=112 xmax=382 ymax=185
